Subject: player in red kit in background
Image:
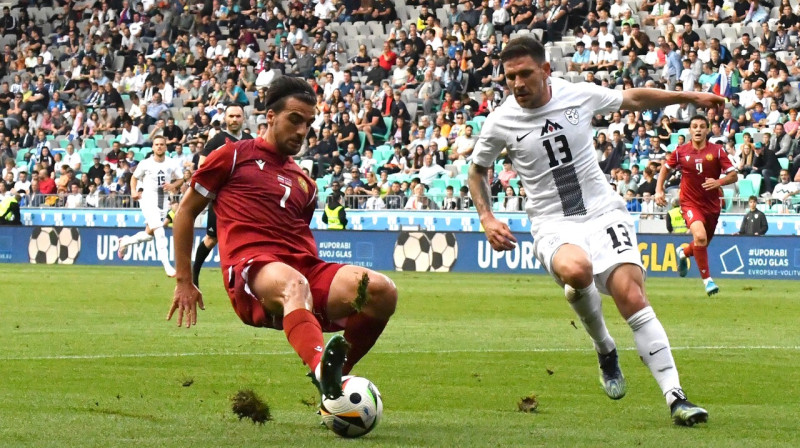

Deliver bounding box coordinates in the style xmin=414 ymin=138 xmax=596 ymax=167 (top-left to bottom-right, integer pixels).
xmin=655 ymin=115 xmax=738 ymax=296
xmin=168 ymin=77 xmax=398 ymax=402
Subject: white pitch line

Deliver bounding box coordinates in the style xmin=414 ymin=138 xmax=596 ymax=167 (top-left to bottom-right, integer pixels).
xmin=1 ymin=345 xmax=799 ymax=361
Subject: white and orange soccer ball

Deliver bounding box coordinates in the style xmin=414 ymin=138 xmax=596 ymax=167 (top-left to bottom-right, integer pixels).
xmin=320 ymin=376 xmax=383 ymax=438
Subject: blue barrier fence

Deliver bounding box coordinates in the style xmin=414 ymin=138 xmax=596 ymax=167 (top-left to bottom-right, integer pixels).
xmin=3 ymin=226 xmax=799 ymax=280
xmin=18 ymin=209 xmax=800 ymax=235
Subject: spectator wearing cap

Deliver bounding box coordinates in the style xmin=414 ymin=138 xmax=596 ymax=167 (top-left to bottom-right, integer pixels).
xmin=86 ymin=155 xmax=106 ymax=185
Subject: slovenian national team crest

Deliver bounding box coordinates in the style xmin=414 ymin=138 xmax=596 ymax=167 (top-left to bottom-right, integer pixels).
xmin=565 ymin=108 xmax=579 ymax=125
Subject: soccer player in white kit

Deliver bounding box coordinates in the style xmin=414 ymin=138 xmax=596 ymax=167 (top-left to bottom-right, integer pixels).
xmin=469 ymin=36 xmax=723 ymax=426
xmin=118 ymin=136 xmax=184 ymax=277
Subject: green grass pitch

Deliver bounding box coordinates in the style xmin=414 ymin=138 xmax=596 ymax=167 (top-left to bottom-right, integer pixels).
xmin=1 ymin=265 xmax=799 ymax=447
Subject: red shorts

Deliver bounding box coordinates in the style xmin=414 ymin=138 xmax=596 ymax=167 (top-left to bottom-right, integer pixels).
xmin=681 ymin=205 xmax=720 ymax=242
xmin=222 ymin=253 xmax=346 ymax=332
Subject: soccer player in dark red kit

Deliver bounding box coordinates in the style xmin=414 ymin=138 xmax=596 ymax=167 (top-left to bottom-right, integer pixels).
xmin=655 ymin=115 xmax=737 ymax=296
xmin=168 ymin=76 xmax=398 ymax=401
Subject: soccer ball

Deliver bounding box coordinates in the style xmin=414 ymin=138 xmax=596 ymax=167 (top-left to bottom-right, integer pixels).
xmin=28 ymin=227 xmax=59 ymax=264
xmin=429 ymin=232 xmax=459 ymax=272
xmin=320 ymin=376 xmax=383 ymax=438
xmin=393 ymin=232 xmax=431 ymax=272
xmin=57 ymin=227 xmax=81 ymax=264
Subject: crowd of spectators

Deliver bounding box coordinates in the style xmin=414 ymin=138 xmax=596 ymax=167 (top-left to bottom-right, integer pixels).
xmin=0 ymin=0 xmax=798 ymax=215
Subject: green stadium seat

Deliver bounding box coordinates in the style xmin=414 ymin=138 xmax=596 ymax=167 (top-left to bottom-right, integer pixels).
xmin=722 ymin=188 xmax=734 ymax=212
xmin=358 ymin=131 xmax=366 ymax=153
xmin=372 ymin=117 xmax=392 ymax=145
xmin=734 ymin=132 xmax=744 ymax=145
xmin=473 ymin=116 xmax=486 ymax=132
xmin=460 ymin=164 xmax=470 ymax=175
xmin=779 ymin=158 xmax=789 ymax=170
xmin=83 ymin=139 xmax=97 ymax=150
xmin=316 ymin=178 xmax=329 ymax=190
xmin=745 ymin=173 xmax=762 ymax=194
xmin=509 ymin=178 xmax=520 ymax=188
xmin=430 ymin=179 xmax=447 ymax=190
xmin=447 ymin=178 xmax=463 ymax=189
xmin=737 ymin=179 xmax=756 ymax=199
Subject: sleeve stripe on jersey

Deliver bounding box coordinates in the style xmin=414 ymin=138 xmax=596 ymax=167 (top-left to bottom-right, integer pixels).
xmin=305 ymin=183 xmax=317 ymax=208
xmin=193 ymin=182 xmax=215 ymax=199
xmin=230 ymin=148 xmax=238 ymax=177
xmin=725 ymin=166 xmax=737 ymax=173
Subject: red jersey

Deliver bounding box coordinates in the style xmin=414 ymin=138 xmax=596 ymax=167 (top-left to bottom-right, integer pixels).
xmin=665 ymin=142 xmax=735 ymax=211
xmin=191 ymin=138 xmax=319 ymax=267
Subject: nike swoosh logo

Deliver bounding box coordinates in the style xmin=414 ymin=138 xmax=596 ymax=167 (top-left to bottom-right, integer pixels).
xmin=649 ymin=347 xmax=667 ymax=356
xmin=616 ymin=248 xmax=632 ymax=254
xmin=516 ymin=129 xmax=535 ymax=142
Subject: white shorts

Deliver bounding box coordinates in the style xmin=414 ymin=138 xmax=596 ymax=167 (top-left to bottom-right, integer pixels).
xmin=140 ymin=198 xmax=168 ymax=230
xmin=532 ymin=209 xmax=645 ymax=295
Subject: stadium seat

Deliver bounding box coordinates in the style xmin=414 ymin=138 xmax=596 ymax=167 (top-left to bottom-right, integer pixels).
xmin=358 ymin=131 xmax=366 ymax=153
xmin=509 ymin=178 xmax=520 ymax=189
xmin=737 ymin=179 xmax=756 ymax=199
xmin=472 ymin=116 xmax=486 ymax=132
xmin=429 ymin=178 xmax=446 ymax=190
xmin=722 ymin=188 xmax=734 ymax=212
xmin=447 ymin=178 xmax=463 ymax=189
xmin=745 ymin=174 xmax=763 ymax=194
xmin=373 ymin=117 xmax=392 ymax=144
xmin=779 ymin=158 xmax=789 ymax=170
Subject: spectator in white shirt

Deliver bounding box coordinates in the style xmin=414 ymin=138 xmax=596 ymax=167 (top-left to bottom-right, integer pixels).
xmin=65 ymin=184 xmax=84 ymax=208
xmin=404 ymin=183 xmax=427 ymax=210
xmin=417 ymin=154 xmax=447 ymax=186
xmin=771 ymin=169 xmax=800 ymax=205
xmin=119 ymin=119 xmax=144 ymax=147
xmin=364 ymin=185 xmax=386 ymax=209
xmin=63 ymin=144 xmax=82 ymax=173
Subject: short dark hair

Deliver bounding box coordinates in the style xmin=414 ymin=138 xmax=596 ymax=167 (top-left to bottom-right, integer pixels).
xmin=689 ymin=114 xmax=709 ymax=127
xmin=265 ymin=76 xmax=316 ymax=113
xmin=749 ymin=195 xmax=758 ymax=202
xmin=499 ymin=35 xmax=546 ymax=64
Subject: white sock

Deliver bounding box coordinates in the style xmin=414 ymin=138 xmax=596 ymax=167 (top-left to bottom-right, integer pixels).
xmin=129 ymin=231 xmax=153 ymax=245
xmin=627 ymin=306 xmax=683 ymax=407
xmin=567 ymin=283 xmax=616 ymax=354
xmin=314 ymin=362 xmax=322 ymax=383
xmin=703 ymin=277 xmax=713 ymax=286
xmin=153 ymin=227 xmax=172 ymax=270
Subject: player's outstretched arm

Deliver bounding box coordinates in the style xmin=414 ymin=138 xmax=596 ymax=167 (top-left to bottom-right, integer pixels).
xmin=655 ymin=164 xmax=673 ymax=207
xmin=621 ymin=89 xmax=725 ymax=111
xmin=468 ymin=163 xmax=517 ymax=251
xmin=168 ymin=188 xmax=210 ymax=328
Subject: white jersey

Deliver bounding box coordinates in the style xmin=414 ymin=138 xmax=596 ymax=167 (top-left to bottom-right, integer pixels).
xmin=472 ymin=77 xmax=627 ymax=233
xmin=133 ymin=156 xmax=181 ymax=208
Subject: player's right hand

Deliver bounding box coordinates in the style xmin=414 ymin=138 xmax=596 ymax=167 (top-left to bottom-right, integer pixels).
xmin=482 ymin=217 xmax=517 ymax=251
xmin=131 ymin=191 xmax=142 ymax=201
xmin=168 ymin=280 xmax=205 ymax=328
xmin=655 ymin=191 xmax=667 ymax=207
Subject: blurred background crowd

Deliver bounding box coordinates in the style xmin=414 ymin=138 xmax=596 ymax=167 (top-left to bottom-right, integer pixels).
xmin=0 ymin=0 xmax=799 ymax=219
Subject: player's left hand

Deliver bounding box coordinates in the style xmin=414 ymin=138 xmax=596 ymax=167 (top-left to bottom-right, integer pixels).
xmin=702 ymin=177 xmax=721 ymax=191
xmin=168 ymin=280 xmax=205 ymax=328
xmin=689 ymin=92 xmax=726 ymax=109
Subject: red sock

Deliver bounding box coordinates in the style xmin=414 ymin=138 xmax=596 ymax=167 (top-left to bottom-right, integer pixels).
xmin=694 ymin=245 xmax=710 ymax=279
xmin=342 ymin=313 xmax=389 ymax=374
xmin=283 ymin=309 xmax=324 ymax=370
xmin=683 ymin=242 xmax=694 ymax=258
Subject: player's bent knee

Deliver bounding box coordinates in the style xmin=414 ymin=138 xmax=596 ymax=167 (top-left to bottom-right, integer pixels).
xmin=366 ymin=273 xmax=398 ymax=318
xmin=251 ymin=264 xmax=313 ymax=314
xmin=555 ymin=255 xmax=593 ymax=288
